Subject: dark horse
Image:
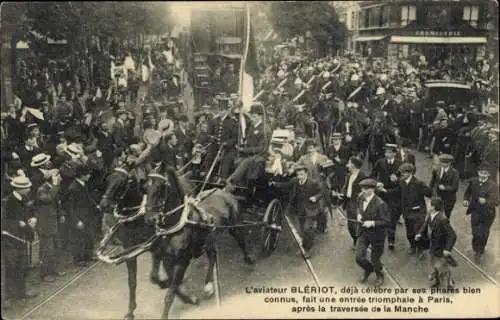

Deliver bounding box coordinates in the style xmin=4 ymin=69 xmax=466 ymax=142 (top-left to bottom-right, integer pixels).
xmin=145 ymin=167 xmax=254 ymax=319
xmin=98 ymin=167 xmax=163 ymax=320
xmin=313 ymin=96 xmax=337 ymax=153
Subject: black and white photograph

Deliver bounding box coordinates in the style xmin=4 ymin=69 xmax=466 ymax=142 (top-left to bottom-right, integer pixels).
xmin=1 ymin=1 xmax=499 ymax=319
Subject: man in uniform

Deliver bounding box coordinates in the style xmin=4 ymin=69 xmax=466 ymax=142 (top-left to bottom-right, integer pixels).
xmin=207 ymin=103 xmax=239 ymax=182
xmin=370 ymin=144 xmax=402 ymax=250
xmin=379 ymin=163 xmax=432 ymax=255
xmin=355 ymin=178 xmax=390 ymax=287
xmin=2 ymin=176 xmax=38 ymax=302
xmin=463 ymin=168 xmax=499 ymax=261
xmin=429 ymin=154 xmax=459 ymax=219
xmin=113 ymin=107 xmax=131 ymax=155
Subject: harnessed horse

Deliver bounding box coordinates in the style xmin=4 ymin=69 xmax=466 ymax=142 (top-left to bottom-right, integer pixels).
xmin=98 ymin=167 xmax=161 ymax=320
xmin=144 ymin=167 xmax=255 ymax=319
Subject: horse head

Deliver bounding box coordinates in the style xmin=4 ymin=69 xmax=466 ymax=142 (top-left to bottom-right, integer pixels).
xmin=99 ymin=167 xmax=134 ymax=212
xmin=144 ymin=172 xmax=169 ymax=225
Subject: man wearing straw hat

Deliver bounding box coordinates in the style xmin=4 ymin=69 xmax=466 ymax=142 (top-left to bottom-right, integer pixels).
xmin=2 ymin=176 xmax=38 ymax=302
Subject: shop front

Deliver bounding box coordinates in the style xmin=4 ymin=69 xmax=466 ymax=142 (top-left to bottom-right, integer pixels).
xmin=388 ymin=25 xmax=488 ymax=68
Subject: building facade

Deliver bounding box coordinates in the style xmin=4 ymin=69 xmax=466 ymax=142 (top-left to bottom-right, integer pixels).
xmin=355 ymin=0 xmax=490 ymax=67
xmin=332 ymin=1 xmax=361 ymax=54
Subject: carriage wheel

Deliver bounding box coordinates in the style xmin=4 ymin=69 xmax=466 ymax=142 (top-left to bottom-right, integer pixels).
xmin=261 ymin=199 xmax=283 ymax=257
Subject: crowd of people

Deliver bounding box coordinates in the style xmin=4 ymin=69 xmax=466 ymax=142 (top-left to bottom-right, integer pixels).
xmin=1 ymin=31 xmax=499 ymax=307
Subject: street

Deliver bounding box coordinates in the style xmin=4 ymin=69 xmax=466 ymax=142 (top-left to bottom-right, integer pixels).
xmin=3 ymin=151 xmax=497 ymax=319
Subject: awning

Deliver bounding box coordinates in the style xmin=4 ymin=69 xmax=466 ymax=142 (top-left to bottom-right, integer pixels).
xmin=355 ymin=36 xmax=386 ymax=42
xmin=390 ymin=36 xmax=487 ymax=44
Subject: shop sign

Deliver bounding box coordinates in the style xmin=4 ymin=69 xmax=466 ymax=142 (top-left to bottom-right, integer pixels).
xmin=413 ymin=30 xmax=462 ymax=36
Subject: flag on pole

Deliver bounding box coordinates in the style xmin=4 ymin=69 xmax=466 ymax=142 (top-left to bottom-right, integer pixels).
xmin=241 ymin=5 xmax=259 ymax=112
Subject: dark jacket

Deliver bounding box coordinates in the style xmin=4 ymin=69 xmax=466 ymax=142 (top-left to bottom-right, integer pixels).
xmin=239 ymin=121 xmax=269 ymax=156
xmin=3 ymin=192 xmax=36 ymax=242
xmin=371 ymin=158 xmax=402 ymax=207
xmin=387 ymin=176 xmax=432 ymax=217
xmin=429 ymin=167 xmax=459 ymax=203
xmin=341 ymin=170 xmax=368 ymax=217
xmin=356 ymin=195 xmax=390 ymax=242
xmin=464 ymin=177 xmax=499 ymax=225
xmin=417 ymin=211 xmax=456 ymax=257
xmin=35 ymin=181 xmax=60 ymax=236
xmin=62 ymin=180 xmax=97 ymax=229
xmin=289 ymin=177 xmax=323 ymax=218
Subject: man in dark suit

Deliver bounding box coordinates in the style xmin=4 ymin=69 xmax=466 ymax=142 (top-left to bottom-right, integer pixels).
xmin=380 ymin=163 xmax=433 ymax=255
xmin=416 ymin=197 xmax=457 ymax=288
xmin=2 ymin=176 xmax=38 ymax=301
xmin=463 ymin=169 xmax=499 ymax=261
xmin=335 ymin=156 xmax=367 ymax=247
xmin=429 ymin=154 xmax=459 ymax=219
xmin=61 ymin=166 xmax=97 ymax=266
xmin=288 ymin=165 xmax=323 ymax=256
xmin=35 ymin=169 xmax=66 ymax=282
xmin=113 ymin=107 xmax=130 ymax=155
xmin=370 ymin=143 xmax=402 ymax=250
xmin=212 ymin=106 xmax=239 ymax=180
xmin=395 ymin=144 xmax=416 ymax=168
xmin=175 ymin=114 xmax=194 ymax=167
xmin=355 ymin=178 xmax=390 ymax=287
xmin=326 ymin=133 xmax=352 ymax=206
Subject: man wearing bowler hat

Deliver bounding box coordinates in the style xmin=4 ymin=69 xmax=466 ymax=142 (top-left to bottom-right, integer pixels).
xmin=429 ymin=154 xmax=459 ymax=219
xmin=379 ymin=163 xmax=432 ymax=255
xmin=463 ymin=168 xmax=499 ymax=261
xmin=355 ymin=178 xmax=390 ymax=287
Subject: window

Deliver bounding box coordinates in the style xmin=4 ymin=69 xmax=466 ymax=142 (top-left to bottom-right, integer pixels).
xmin=381 ymin=6 xmax=390 ymax=27
xmin=463 ymin=6 xmax=479 ymax=27
xmin=359 ymin=10 xmax=365 ymax=29
xmin=401 ymin=5 xmax=416 ymax=27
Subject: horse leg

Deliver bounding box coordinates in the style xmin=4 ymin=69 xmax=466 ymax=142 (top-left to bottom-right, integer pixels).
xmin=124 ymin=258 xmax=137 ymax=320
xmin=203 ymin=238 xmax=217 ymax=298
xmin=150 ymin=250 xmax=168 ymax=289
xmin=229 ymin=228 xmax=255 ymax=265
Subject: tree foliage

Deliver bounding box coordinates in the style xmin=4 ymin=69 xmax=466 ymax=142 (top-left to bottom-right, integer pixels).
xmin=14 ymin=2 xmax=172 ymax=49
xmin=268 ymin=1 xmax=346 ymax=49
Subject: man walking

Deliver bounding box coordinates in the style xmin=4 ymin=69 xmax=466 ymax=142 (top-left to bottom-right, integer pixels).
xmin=370 ymin=143 xmax=402 ymax=250
xmin=463 ymin=168 xmax=499 ymax=261
xmin=416 ymin=197 xmax=457 ymax=288
xmin=355 ymin=178 xmax=390 ymax=287
xmin=429 ymin=154 xmax=459 ymax=219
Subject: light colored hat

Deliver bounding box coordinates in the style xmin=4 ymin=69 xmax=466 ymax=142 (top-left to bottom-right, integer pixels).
xmin=294 ymin=77 xmax=303 ymax=85
xmin=379 ymin=73 xmax=388 ymax=81
xmin=65 ymin=143 xmax=84 ymax=157
xmin=376 ymin=87 xmax=386 ymax=95
xmin=322 ymin=71 xmax=330 ymax=79
xmin=277 ymin=70 xmax=286 ymax=79
xmin=10 ymin=175 xmax=32 ymax=189
xmin=350 ymin=74 xmax=359 ymax=81
xmin=31 ymin=153 xmax=51 ymax=168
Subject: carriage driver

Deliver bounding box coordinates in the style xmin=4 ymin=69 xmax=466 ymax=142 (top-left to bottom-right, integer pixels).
xmin=225 ymin=102 xmax=270 ymax=192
